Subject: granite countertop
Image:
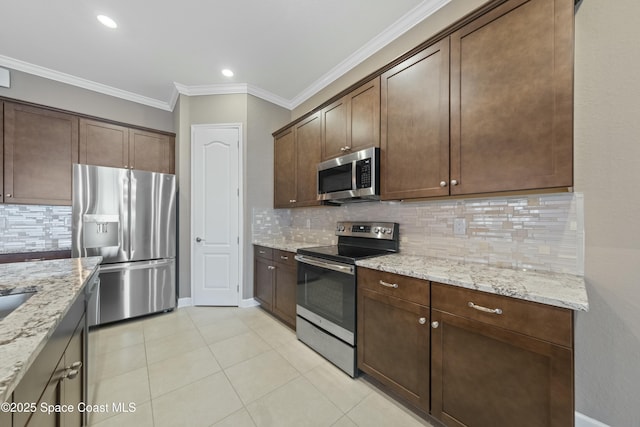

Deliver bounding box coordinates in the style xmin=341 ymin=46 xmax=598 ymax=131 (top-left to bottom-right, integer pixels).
xmin=253 ymin=238 xmax=324 ymax=253
xmin=0 ymin=257 xmax=102 ymax=402
xmin=0 ymin=247 xmax=72 ymax=255
xmin=253 ymin=239 xmax=588 ymax=312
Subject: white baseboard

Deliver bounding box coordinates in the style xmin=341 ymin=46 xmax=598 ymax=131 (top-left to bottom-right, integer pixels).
xmin=240 ymin=298 xmax=260 ymax=308
xmin=576 ymin=412 xmax=610 ymax=427
xmin=177 ymin=297 xmax=193 ymax=308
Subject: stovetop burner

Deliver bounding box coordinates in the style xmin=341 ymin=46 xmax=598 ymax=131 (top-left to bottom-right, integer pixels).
xmin=297 ymin=221 xmax=399 ymax=265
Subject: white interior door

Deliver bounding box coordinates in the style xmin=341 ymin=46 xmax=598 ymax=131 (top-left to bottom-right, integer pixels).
xmin=191 ymin=124 xmax=241 ymax=306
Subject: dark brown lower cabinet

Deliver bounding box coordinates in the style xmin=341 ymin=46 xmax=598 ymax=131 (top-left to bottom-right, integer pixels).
xmin=357 ymin=268 xmax=430 ymax=413
xmin=431 ymin=309 xmax=574 ymax=427
xmin=253 ymin=245 xmax=296 ymax=329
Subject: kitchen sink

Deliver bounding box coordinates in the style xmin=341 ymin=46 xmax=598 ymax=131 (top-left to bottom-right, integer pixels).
xmin=0 ymin=291 xmax=36 ymax=321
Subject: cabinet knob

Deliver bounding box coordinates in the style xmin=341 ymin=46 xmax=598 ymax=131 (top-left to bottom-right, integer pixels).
xmin=67 ymin=361 xmax=83 ymax=370
xmin=439 ymin=181 xmax=447 ymax=187
xmin=195 ymin=237 xmax=203 ymax=242
xmin=6 ymin=193 xmax=11 ymax=198
xmin=289 ymin=199 xmax=297 ymax=203
xmin=280 ymin=255 xmax=289 ymax=260
xmin=450 ymin=179 xmax=459 ymax=186
xmin=431 ymin=321 xmax=439 ymax=329
xmin=268 ymin=265 xmax=276 ymax=270
xmin=63 ymin=369 xmax=79 ymax=380
xmin=418 ymin=317 xmax=426 ymax=325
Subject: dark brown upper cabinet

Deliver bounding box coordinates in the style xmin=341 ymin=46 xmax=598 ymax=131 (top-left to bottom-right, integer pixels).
xmin=449 ymin=0 xmax=574 ymax=195
xmin=321 ymin=77 xmax=380 ymax=161
xmin=380 ymin=39 xmax=450 ymax=200
xmin=80 ymin=118 xmax=175 ymax=174
xmin=3 ymin=102 xmax=79 ymax=206
xmin=274 ymin=127 xmax=297 ymax=208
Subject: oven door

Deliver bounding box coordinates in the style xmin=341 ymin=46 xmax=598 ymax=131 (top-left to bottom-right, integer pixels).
xmin=295 ymin=254 xmax=356 ymax=344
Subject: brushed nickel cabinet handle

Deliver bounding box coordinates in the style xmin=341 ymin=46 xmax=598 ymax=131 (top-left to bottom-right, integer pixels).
xmin=267 ymin=265 xmax=276 ymax=270
xmin=259 ymin=250 xmax=266 ymax=254
xmin=6 ymin=193 xmax=12 ymax=198
xmin=431 ymin=321 xmax=439 ymax=328
xmin=63 ymin=369 xmax=79 ymax=380
xmin=280 ymin=255 xmax=289 ymax=260
xmin=418 ymin=317 xmax=426 ymax=325
xmin=379 ymin=280 xmax=398 ymax=289
xmin=468 ymin=301 xmax=503 ymax=315
xmin=450 ymin=179 xmax=459 ymax=186
xmin=440 ymin=181 xmax=447 ymax=187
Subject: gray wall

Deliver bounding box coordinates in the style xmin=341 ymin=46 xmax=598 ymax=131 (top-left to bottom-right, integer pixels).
xmin=0 ymin=68 xmax=174 ymax=132
xmin=174 ymin=93 xmax=289 ymax=301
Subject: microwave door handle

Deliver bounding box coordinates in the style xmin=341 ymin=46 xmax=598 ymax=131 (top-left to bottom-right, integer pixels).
xmin=352 ymin=160 xmax=358 ymax=190
xmin=294 ymin=255 xmax=355 ymax=275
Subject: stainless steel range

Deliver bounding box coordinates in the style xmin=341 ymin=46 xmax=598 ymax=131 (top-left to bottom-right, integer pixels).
xmin=295 ymin=221 xmax=399 ymax=377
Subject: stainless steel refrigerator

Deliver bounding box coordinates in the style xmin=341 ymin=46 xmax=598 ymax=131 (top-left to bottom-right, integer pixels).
xmin=72 ymin=164 xmax=177 ymax=326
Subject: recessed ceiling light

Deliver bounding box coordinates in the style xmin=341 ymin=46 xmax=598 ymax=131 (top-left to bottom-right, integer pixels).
xmin=221 ymin=69 xmax=234 ymax=77
xmin=97 ymin=14 xmax=118 ymax=29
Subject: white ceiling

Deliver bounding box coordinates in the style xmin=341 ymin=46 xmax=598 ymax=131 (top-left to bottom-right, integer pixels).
xmin=0 ymin=0 xmax=449 ymax=111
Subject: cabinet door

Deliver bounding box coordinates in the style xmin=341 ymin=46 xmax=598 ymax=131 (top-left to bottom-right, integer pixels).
xmin=3 ymin=102 xmax=79 ymax=205
xmin=381 ymin=39 xmax=450 ymax=200
xmin=431 ymin=309 xmax=573 ymax=427
xmin=357 ymin=288 xmax=430 ymax=412
xmin=321 ymin=97 xmax=348 ymax=160
xmin=273 ymin=261 xmax=296 ymax=328
xmin=129 ymin=128 xmax=174 ymax=174
xmin=62 ymin=317 xmax=85 ymax=427
xmin=273 ymin=128 xmax=296 ymax=208
xmin=79 ymin=118 xmax=130 ymax=168
xmin=0 ymin=395 xmax=10 ymax=427
xmin=254 ymin=256 xmax=274 ymax=311
xmin=294 ymin=113 xmax=322 ymax=207
xmin=449 ymin=0 xmax=573 ymax=195
xmin=348 ymin=77 xmax=380 ymax=153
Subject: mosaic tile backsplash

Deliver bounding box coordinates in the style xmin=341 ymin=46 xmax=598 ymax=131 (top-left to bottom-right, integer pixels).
xmin=253 ymin=193 xmax=584 ymax=275
xmin=0 ymin=205 xmax=72 ymax=253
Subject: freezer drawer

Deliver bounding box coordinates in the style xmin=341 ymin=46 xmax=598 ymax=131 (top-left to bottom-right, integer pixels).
xmin=95 ymin=259 xmax=176 ymax=325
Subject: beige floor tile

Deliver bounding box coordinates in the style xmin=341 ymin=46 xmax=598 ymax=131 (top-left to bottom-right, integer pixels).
xmin=246 ymin=376 xmax=343 ymax=427
xmin=346 ymin=392 xmax=432 ymax=427
xmin=147 ymin=346 xmax=221 ymax=398
xmin=89 ymin=401 xmax=154 ymax=427
xmin=275 ymin=339 xmax=328 ymax=374
xmin=144 ymin=328 xmax=207 ymax=364
xmin=91 ymin=343 xmax=147 ymax=382
xmin=142 ymin=310 xmax=196 ymax=342
xmin=151 ymin=372 xmax=243 ymax=427
xmin=225 ymin=350 xmax=300 ymax=404
xmin=331 ymin=416 xmax=358 ymax=427
xmin=91 ymin=325 xmax=145 ymax=355
xmin=187 ymin=306 xmax=243 ymax=326
xmin=197 ymin=317 xmax=252 ymax=345
xmin=213 ymin=408 xmax=257 ymax=427
xmin=251 ymin=322 xmax=297 ymax=348
xmin=239 ymin=307 xmax=282 ymax=329
xmin=304 ymin=364 xmax=373 ymax=413
xmin=89 ymin=367 xmax=151 ymax=425
xmin=209 ymin=331 xmax=271 ymax=368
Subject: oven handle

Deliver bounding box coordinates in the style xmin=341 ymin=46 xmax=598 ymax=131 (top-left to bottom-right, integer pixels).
xmin=294 ymin=254 xmax=355 ymax=275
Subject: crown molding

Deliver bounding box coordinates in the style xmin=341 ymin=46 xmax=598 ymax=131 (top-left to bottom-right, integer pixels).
xmin=289 ymin=0 xmax=451 ymax=109
xmin=174 ymin=82 xmax=293 ymax=110
xmin=0 ymin=54 xmax=173 ymax=111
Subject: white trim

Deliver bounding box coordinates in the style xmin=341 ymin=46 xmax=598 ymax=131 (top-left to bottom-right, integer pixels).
xmin=239 ymin=298 xmax=260 ymax=308
xmin=576 ymin=412 xmax=610 ymax=427
xmin=0 ymin=55 xmax=173 ymax=111
xmin=190 ymin=123 xmax=244 ymax=307
xmin=177 ymin=297 xmax=193 ymax=308
xmin=288 ymin=0 xmax=451 ymax=109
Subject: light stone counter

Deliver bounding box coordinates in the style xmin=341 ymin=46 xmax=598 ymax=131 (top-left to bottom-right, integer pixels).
xmin=0 ymin=257 xmax=102 ymax=402
xmin=357 ymin=254 xmax=588 ymax=311
xmin=252 ymin=240 xmax=588 ymax=311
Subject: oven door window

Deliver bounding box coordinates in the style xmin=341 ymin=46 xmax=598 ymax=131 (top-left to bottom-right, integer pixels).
xmin=297 ymin=262 xmax=355 ymax=334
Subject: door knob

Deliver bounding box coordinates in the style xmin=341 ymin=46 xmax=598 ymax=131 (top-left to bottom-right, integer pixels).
xmin=195 ymin=237 xmax=203 ymax=242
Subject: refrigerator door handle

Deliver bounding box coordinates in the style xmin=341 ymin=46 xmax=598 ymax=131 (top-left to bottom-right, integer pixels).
xmin=121 ymin=172 xmax=130 ymax=258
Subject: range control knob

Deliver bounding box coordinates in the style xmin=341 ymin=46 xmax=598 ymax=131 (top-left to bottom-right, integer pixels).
xmin=374 ymin=227 xmax=381 ymax=234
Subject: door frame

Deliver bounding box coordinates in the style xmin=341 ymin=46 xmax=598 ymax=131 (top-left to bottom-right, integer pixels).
xmin=190 ymin=123 xmax=244 ymax=306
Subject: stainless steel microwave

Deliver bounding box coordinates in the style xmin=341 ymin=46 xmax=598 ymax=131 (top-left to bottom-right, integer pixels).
xmin=317 ymin=147 xmax=379 ymax=204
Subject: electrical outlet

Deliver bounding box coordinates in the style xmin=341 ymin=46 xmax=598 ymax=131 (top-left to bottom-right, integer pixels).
xmin=453 ymin=218 xmax=466 ymax=236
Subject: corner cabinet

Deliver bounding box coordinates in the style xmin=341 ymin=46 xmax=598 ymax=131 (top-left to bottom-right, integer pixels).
xmin=273 ymin=113 xmax=321 ymax=208
xmin=253 ymin=245 xmax=296 ymax=328
xmin=449 ymin=0 xmax=574 ymax=195
xmin=79 ymin=118 xmax=175 ymax=174
xmin=321 ymin=77 xmax=380 ymax=161
xmin=430 ymin=282 xmax=574 ymax=427
xmin=3 ymin=102 xmax=79 ymax=205
xmin=380 ymin=39 xmax=450 ymax=200
xmin=357 ymin=268 xmax=430 ymax=413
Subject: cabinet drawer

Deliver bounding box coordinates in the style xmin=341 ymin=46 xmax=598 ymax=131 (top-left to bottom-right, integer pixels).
xmin=431 ymin=282 xmax=572 ymax=347
xmin=273 ymin=250 xmax=295 ymax=267
xmin=358 ymin=268 xmax=429 ymax=306
xmin=254 ymin=246 xmax=273 ymax=260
